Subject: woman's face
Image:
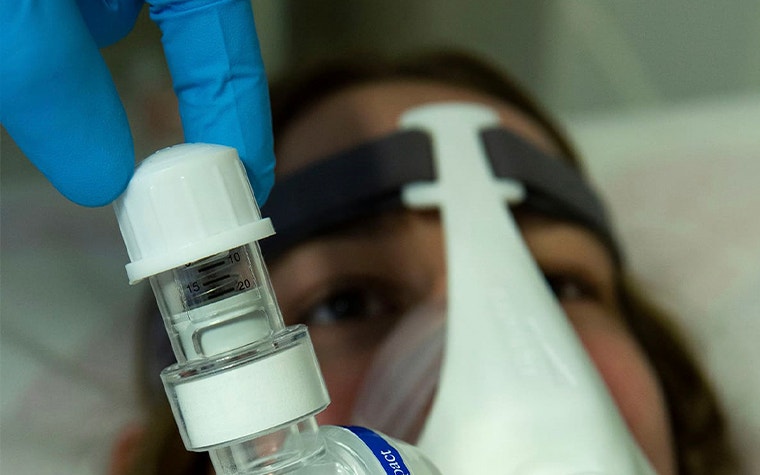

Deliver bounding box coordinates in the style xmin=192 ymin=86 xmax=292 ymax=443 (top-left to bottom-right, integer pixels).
xmin=268 ymin=81 xmax=676 ymax=475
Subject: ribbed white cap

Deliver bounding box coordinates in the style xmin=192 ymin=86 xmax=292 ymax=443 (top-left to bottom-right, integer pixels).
xmin=114 ymin=144 xmax=274 ymax=284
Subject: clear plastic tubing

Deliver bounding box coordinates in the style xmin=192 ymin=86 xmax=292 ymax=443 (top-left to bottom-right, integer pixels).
xmin=114 ymin=144 xmax=439 ymax=475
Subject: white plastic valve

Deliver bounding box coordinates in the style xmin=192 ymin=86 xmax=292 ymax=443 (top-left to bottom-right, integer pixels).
xmin=114 ymin=143 xmax=275 ymax=284
xmin=114 ymin=143 xmax=440 ymax=475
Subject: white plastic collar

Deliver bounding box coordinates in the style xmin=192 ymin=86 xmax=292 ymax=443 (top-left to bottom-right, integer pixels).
xmin=165 ymin=332 xmax=329 ymax=450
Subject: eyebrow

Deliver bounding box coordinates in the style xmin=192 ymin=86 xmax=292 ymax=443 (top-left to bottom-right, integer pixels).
xmin=288 ymin=210 xmax=412 ymax=246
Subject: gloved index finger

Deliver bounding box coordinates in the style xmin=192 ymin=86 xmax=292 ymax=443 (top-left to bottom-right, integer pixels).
xmin=149 ymin=0 xmax=275 ymax=204
xmin=75 ymin=0 xmax=144 ymax=48
xmin=1 ymin=0 xmax=135 ymax=206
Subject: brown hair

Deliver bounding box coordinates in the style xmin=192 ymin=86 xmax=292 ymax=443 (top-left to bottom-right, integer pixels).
xmin=270 ymin=50 xmax=580 ymax=168
xmin=127 ymin=50 xmax=735 ymax=475
xmin=620 ymin=280 xmax=736 ymax=474
xmin=125 ymin=295 xmax=209 ymax=475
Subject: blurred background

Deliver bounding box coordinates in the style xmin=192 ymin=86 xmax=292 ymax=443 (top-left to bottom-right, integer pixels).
xmin=2 ymin=1 xmax=759 ymax=473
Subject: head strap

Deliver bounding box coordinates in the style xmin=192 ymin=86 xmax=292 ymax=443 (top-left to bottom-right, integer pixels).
xmin=261 ymin=128 xmax=620 ymax=263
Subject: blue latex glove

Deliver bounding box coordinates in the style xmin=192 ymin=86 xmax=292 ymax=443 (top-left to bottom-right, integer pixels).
xmin=1 ymin=0 xmax=275 ymax=207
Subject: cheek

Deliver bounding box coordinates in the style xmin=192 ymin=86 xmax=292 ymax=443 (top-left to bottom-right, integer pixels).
xmin=315 ymin=356 xmax=368 ymax=426
xmin=570 ymin=307 xmax=676 ymax=475
xmin=310 ymin=326 xmax=377 ymax=426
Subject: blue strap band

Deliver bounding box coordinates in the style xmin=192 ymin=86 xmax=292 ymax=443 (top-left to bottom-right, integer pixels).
xmin=344 ymin=426 xmax=412 ymax=475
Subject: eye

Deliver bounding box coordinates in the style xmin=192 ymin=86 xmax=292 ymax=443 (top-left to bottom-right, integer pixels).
xmin=544 ymin=272 xmax=600 ymax=303
xmin=299 ymin=280 xmax=405 ymax=326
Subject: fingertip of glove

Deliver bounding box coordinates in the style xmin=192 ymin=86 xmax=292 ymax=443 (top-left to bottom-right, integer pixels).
xmin=52 ymin=154 xmax=135 ymax=207
xmin=60 ymin=171 xmax=134 ymax=208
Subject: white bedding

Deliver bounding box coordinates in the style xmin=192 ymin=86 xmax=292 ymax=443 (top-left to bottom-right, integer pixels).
xmin=1 ymin=185 xmax=144 ymax=474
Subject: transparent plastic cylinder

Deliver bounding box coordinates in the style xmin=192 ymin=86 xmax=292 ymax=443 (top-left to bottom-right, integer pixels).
xmin=149 ymin=241 xmax=284 ymax=362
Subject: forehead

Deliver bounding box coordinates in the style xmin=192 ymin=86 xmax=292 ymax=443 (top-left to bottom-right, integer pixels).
xmin=275 ymin=80 xmax=561 ymax=175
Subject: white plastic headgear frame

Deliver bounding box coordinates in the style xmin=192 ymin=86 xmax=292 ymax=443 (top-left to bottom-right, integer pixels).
xmin=399 ymin=103 xmax=657 ymax=474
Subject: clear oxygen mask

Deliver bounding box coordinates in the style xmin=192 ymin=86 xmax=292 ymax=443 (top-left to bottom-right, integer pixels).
xmin=393 ymin=103 xmax=657 ymax=473
xmin=287 ymin=102 xmax=660 ymax=474
xmin=351 ymin=298 xmax=445 ymax=443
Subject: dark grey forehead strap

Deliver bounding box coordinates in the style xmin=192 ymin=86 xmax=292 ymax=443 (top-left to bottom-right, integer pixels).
xmin=261 ymin=128 xmax=620 ymax=263
xmin=480 ymin=128 xmax=619 ymax=261
xmin=261 ymin=130 xmax=435 ymax=257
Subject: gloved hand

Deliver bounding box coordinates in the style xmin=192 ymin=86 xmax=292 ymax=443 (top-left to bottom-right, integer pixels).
xmin=1 ymin=0 xmax=275 ymax=207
